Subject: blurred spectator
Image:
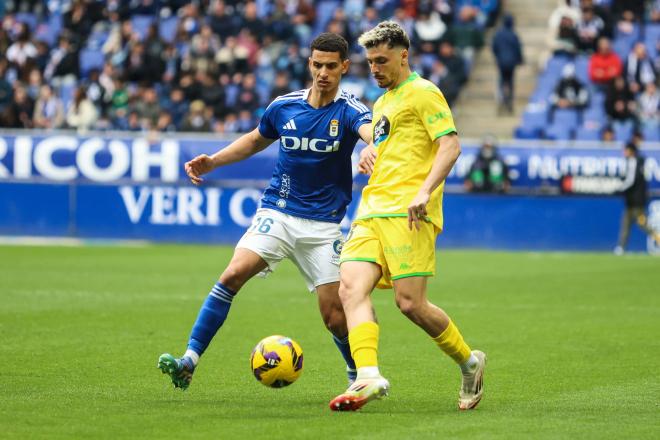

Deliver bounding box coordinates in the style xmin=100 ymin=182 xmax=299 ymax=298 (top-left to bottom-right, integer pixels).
xmin=580 ymin=0 xmax=613 ymax=38
xmin=270 ymin=70 xmax=292 ymax=100
xmin=125 ymin=42 xmax=153 ymax=83
xmin=26 ymin=67 xmax=43 ymax=100
xmin=589 ymin=37 xmax=622 ymax=85
xmin=156 ymin=110 xmax=177 ymax=132
xmin=551 ymin=15 xmax=579 ymax=56
xmin=33 ymin=84 xmax=65 ymax=129
xmin=209 ymin=1 xmax=241 ymax=41
xmin=132 ymin=87 xmax=161 ymax=127
xmin=63 ymin=0 xmax=94 ymax=47
xmin=550 ymin=64 xmax=589 ymax=109
xmin=66 ymin=86 xmax=98 ymax=133
xmin=144 ymin=22 xmax=167 ymax=79
xmin=413 ymin=8 xmax=446 ymax=46
xmin=0 ymin=61 xmax=13 ymax=111
xmin=547 ymin=0 xmax=580 ymax=52
xmin=605 ymin=76 xmax=636 ymax=122
xmin=438 ymin=41 xmax=467 ymax=101
xmin=637 ymin=82 xmax=659 ymax=127
xmin=465 ymin=135 xmax=510 ymax=193
xmin=614 ymin=142 xmax=660 ymax=255
xmin=611 ymin=0 xmax=645 ymax=21
xmin=624 ymin=43 xmax=657 ymax=94
xmin=44 ymin=36 xmax=79 ymax=86
xmin=6 ymin=23 xmax=37 ymax=78
xmin=576 ymin=6 xmax=604 ymax=52
xmin=1 ymin=83 xmax=34 ymax=128
xmin=601 ymin=124 xmax=615 ymax=141
xmin=445 ymin=6 xmax=484 ymax=69
xmin=181 ymin=99 xmax=211 ymax=132
xmin=492 ymin=14 xmax=523 ymax=114
xmin=163 ymin=87 xmax=189 ymax=129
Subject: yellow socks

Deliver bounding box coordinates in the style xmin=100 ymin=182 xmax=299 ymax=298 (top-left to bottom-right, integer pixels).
xmin=432 ymin=320 xmax=471 ymax=364
xmin=348 ymin=321 xmax=380 ymax=368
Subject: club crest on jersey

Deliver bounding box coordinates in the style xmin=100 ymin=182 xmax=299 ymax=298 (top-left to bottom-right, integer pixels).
xmin=329 ymin=119 xmax=339 ymax=137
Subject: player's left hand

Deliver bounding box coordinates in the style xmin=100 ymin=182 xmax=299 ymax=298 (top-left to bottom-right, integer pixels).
xmin=407 ymin=192 xmax=430 ymax=231
xmin=358 ymin=144 xmax=377 ymax=175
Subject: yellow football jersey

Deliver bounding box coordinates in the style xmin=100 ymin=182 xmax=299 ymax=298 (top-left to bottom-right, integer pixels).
xmin=356 ymin=71 xmax=457 ymax=230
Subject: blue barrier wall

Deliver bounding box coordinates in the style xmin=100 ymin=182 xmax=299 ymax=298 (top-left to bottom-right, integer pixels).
xmin=1 ymin=132 xmax=659 ymax=252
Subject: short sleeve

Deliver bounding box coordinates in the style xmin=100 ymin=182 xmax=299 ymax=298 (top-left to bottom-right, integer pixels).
xmin=350 ymin=104 xmax=372 ymax=135
xmin=415 ymin=86 xmax=457 ymax=141
xmin=257 ymin=101 xmax=280 ymax=139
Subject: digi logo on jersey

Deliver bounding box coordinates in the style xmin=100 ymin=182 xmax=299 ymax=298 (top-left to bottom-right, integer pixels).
xmin=373 ymin=115 xmax=390 ymax=145
xmin=280 ymin=136 xmax=340 ymax=153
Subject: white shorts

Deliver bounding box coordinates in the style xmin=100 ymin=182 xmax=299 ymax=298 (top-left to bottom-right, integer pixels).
xmin=236 ymin=208 xmax=343 ymax=292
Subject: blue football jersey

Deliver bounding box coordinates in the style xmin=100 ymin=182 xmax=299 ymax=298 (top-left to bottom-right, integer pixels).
xmin=257 ymin=88 xmax=371 ymax=223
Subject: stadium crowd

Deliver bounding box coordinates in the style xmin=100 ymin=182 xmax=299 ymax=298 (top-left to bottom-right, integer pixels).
xmin=517 ymin=0 xmax=660 ymax=142
xmin=0 ymin=0 xmax=499 ymax=134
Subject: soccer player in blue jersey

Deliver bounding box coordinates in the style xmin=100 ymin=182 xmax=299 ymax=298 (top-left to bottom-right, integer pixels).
xmin=158 ymin=33 xmax=375 ymax=390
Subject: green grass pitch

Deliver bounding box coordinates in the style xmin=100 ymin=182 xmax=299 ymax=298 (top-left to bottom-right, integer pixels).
xmin=1 ymin=244 xmax=659 ymax=439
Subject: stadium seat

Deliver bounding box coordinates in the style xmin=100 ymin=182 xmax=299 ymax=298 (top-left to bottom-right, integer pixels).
xmin=15 ymin=12 xmax=38 ymax=31
xmin=574 ymin=55 xmax=590 ymax=84
xmin=80 ymin=49 xmax=106 ymax=77
xmin=58 ymin=83 xmax=76 ymax=109
xmin=645 ymin=24 xmax=660 ymax=61
xmin=575 ymin=127 xmax=602 ymax=141
xmin=613 ymin=120 xmax=635 ymax=142
xmin=642 ymin=123 xmax=660 ymax=142
xmin=552 ymin=108 xmax=580 ymax=130
xmin=131 ymin=15 xmax=155 ymax=40
xmin=158 ymin=17 xmax=178 ymax=43
xmin=544 ymin=123 xmax=574 ymax=141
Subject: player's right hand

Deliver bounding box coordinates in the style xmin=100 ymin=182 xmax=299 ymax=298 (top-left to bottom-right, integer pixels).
xmin=185 ymin=154 xmax=214 ymax=185
xmin=358 ymin=144 xmax=377 ymax=175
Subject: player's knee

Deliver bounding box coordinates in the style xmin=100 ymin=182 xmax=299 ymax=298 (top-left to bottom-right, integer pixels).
xmin=322 ymin=308 xmax=347 ymax=336
xmin=395 ymin=294 xmax=422 ymax=319
xmin=219 ymin=265 xmax=249 ymax=292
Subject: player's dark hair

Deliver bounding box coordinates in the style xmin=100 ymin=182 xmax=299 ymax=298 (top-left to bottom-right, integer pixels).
xmin=625 ymin=142 xmax=638 ymax=154
xmin=310 ymin=33 xmax=349 ymax=60
xmin=358 ymin=21 xmax=410 ymax=50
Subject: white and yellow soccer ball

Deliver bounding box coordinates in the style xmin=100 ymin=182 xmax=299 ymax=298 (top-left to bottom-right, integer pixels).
xmin=250 ymin=335 xmax=303 ymax=388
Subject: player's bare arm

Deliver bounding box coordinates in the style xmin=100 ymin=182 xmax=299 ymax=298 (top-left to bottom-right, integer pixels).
xmin=357 ymin=123 xmax=377 ymax=175
xmin=408 ymin=133 xmax=461 ymax=230
xmin=185 ymin=128 xmax=274 ymax=185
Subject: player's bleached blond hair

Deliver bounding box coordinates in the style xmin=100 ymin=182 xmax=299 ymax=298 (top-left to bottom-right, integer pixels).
xmin=358 ymin=21 xmax=410 ymax=50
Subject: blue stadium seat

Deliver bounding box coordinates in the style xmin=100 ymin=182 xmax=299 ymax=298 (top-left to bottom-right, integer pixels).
xmin=641 ymin=123 xmax=660 ymax=142
xmin=15 ymin=12 xmax=38 ymax=31
xmin=574 ymin=55 xmax=590 ymax=84
xmin=613 ymin=120 xmax=635 ymax=142
xmin=575 ymin=128 xmax=601 ymax=141
xmin=545 ymin=123 xmax=574 ymax=141
xmin=552 ymin=108 xmax=580 ymax=129
xmin=131 ymin=14 xmax=154 ymax=40
xmin=515 ymin=108 xmax=548 ymax=138
xmin=645 ymin=24 xmax=660 ymax=61
xmin=80 ymin=49 xmax=105 ymax=77
xmin=59 ymin=83 xmax=76 ymax=109
xmin=158 ymin=17 xmax=178 ymax=43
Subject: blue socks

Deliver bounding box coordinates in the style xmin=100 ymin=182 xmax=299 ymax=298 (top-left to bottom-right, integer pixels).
xmin=187 ymin=282 xmax=237 ymax=357
xmin=333 ymin=334 xmax=357 ymax=381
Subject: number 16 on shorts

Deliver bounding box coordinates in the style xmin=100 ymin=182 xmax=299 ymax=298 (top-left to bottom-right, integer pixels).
xmin=249 ymin=216 xmax=275 ymax=234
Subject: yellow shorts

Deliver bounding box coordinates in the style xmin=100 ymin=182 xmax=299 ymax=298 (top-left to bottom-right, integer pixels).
xmin=340 ymin=217 xmax=439 ymax=289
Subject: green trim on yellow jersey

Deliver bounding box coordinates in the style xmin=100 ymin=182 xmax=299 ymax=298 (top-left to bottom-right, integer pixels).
xmin=391 ymin=71 xmax=420 ymax=91
xmin=391 ymin=272 xmax=434 ymax=280
xmin=339 ymin=257 xmax=378 ymax=264
xmin=433 ymin=127 xmax=458 ymax=140
xmin=356 ymin=213 xmax=432 ymax=222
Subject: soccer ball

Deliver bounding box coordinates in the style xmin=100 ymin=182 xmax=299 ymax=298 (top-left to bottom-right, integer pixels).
xmin=250 ymin=335 xmax=303 ymax=388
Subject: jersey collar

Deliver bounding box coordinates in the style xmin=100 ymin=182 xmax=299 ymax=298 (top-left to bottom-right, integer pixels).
xmin=391 ymin=71 xmax=419 ymax=91
xmin=303 ymin=87 xmax=343 ymax=102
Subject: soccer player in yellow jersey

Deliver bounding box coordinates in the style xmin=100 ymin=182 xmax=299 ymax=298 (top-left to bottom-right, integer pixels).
xmin=329 ymin=21 xmax=486 ymax=412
